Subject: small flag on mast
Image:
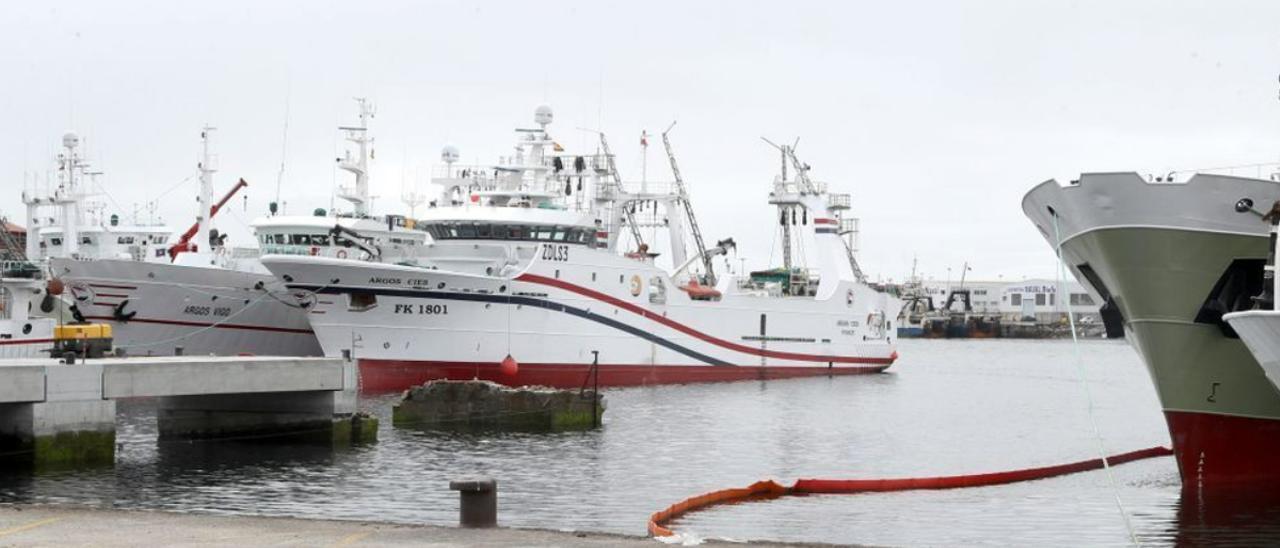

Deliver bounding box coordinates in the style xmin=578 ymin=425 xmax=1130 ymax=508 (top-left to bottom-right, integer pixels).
xmin=640 ymin=131 xmax=648 ymax=147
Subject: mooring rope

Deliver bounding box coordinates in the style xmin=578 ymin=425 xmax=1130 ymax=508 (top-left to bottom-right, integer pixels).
xmin=1051 ymin=211 xmax=1140 ymax=546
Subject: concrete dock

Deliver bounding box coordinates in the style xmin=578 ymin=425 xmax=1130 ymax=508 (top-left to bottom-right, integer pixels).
xmin=0 ymin=356 xmax=374 ymax=470
xmin=0 ymin=505 xmax=811 ymax=547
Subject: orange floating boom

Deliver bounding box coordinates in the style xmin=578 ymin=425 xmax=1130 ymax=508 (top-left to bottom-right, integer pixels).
xmin=647 ymin=446 xmax=1173 ymax=537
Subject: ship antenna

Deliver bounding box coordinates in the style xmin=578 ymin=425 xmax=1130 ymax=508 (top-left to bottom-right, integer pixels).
xmin=273 ymin=84 xmax=291 ymax=206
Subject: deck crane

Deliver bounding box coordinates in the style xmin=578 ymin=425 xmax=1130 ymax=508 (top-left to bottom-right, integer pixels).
xmin=594 ymin=132 xmax=645 ymax=248
xmin=167 ymin=178 xmax=249 ymax=260
xmin=661 ymin=122 xmax=718 ymax=286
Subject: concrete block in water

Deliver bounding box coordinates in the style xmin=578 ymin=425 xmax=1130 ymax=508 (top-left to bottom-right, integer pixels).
xmin=331 ymin=412 xmax=379 ymax=445
xmin=393 ymin=380 xmax=605 ymax=431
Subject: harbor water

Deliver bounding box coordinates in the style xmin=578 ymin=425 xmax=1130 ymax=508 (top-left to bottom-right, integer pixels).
xmin=3 ymin=338 xmax=1278 ymax=546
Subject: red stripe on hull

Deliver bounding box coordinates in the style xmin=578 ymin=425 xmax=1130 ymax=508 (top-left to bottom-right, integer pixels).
xmin=0 ymin=338 xmax=54 ymax=346
xmin=515 ymin=273 xmax=897 ymax=365
xmin=1166 ymin=410 xmax=1280 ymax=489
xmin=87 ymin=283 xmax=137 ymax=290
xmin=357 ymin=359 xmax=890 ymax=393
xmin=81 ymin=315 xmax=314 ymax=335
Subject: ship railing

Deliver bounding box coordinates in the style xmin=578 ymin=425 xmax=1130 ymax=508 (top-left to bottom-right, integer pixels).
xmin=615 ymin=181 xmax=681 ymax=197
xmin=431 ymin=164 xmax=504 ymax=183
xmin=260 ymin=244 xmax=375 ymax=261
xmin=542 ymin=153 xmax=612 ymax=174
xmin=827 ymin=193 xmax=851 ymax=210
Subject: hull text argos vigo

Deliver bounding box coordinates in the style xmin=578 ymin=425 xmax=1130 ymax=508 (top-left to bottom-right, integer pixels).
xmin=263 ymin=106 xmax=899 ymax=391
xmin=1024 ymin=171 xmax=1280 ymax=490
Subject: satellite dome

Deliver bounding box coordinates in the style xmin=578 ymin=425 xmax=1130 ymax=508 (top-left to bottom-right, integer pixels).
xmin=534 ymin=104 xmax=553 ymax=126
xmin=441 ymin=144 xmax=460 ymax=164
xmin=62 ymin=132 xmax=81 ymax=149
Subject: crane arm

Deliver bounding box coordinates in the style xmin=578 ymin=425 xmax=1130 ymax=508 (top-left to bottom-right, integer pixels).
xmin=168 ymin=178 xmax=249 ymax=260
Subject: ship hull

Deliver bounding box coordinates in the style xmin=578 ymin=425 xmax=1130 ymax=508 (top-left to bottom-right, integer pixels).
xmin=357 ymin=359 xmax=888 ymax=392
xmin=264 ymin=250 xmax=899 ymax=393
xmin=49 ymin=258 xmax=322 ymax=357
xmin=1023 ymin=172 xmax=1280 ymax=489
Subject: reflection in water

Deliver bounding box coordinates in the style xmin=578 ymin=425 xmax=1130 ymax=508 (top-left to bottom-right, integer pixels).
xmin=1174 ymin=487 xmax=1280 ymax=546
xmin=0 ymin=340 xmax=1278 ymax=545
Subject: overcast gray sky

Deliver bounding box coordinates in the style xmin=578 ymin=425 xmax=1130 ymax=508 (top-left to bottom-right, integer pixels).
xmin=4 ymin=0 xmax=1279 ymax=281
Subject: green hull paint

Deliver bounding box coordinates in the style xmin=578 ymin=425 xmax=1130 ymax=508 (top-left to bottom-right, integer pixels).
xmin=1064 ymin=227 xmax=1280 ymax=419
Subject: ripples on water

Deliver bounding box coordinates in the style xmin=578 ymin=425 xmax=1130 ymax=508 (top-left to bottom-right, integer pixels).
xmin=3 ymin=339 xmax=1280 ymax=545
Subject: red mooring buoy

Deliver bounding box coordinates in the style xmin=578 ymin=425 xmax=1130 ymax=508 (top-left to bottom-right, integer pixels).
xmin=46 ymin=277 xmax=65 ymax=296
xmin=499 ymin=354 xmax=519 ymax=376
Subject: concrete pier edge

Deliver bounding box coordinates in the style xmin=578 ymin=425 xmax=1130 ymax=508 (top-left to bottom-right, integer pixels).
xmin=0 ymin=505 xmax=833 ymax=547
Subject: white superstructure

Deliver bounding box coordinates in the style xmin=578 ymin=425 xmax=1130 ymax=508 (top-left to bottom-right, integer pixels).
xmin=22 ymin=132 xmax=174 ymax=263
xmin=262 ymin=106 xmax=900 ymax=391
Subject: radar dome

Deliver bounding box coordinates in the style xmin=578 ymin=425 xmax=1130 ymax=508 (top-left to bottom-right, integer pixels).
xmin=534 ymin=104 xmax=554 ymax=126
xmin=441 ymin=144 xmax=460 ymax=164
xmin=62 ymin=132 xmax=81 ymax=149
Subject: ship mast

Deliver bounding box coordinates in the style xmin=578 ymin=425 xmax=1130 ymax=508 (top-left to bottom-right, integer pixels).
xmin=57 ymin=132 xmax=85 ymax=258
xmin=337 ymin=98 xmax=375 ymax=218
xmin=195 ymin=126 xmax=217 ymax=253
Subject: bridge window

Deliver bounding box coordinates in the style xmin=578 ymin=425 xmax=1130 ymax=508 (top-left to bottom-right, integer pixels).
xmin=423 ymin=222 xmax=595 ymax=246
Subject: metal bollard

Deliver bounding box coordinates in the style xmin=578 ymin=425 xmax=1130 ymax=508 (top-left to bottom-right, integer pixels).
xmin=62 ymin=351 xmax=76 ymax=365
xmin=174 ymin=346 xmax=184 ymax=356
xmin=449 ymin=478 xmax=497 ymax=528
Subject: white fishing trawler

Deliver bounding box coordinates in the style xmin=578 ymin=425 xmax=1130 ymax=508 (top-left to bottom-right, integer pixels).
xmin=49 ymin=99 xmax=428 ymax=356
xmin=262 ymin=106 xmax=900 ymax=391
